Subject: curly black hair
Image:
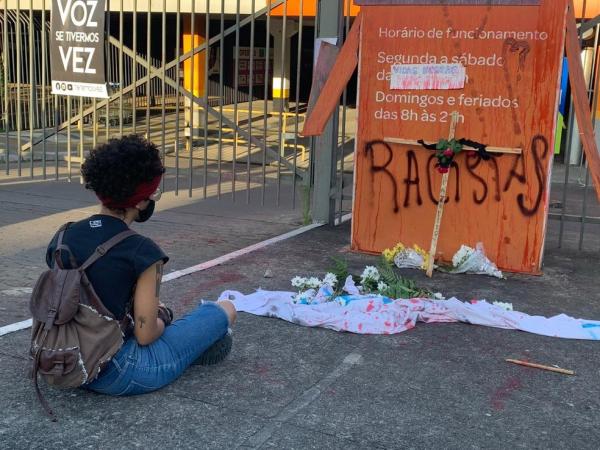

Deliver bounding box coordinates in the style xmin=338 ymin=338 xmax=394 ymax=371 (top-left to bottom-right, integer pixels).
xmin=81 ymin=135 xmax=165 ymax=204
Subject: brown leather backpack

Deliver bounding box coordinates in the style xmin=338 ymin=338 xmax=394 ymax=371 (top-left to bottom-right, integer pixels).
xmin=29 ymin=223 xmax=136 ymax=420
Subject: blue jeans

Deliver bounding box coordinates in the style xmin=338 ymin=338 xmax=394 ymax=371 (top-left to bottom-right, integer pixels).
xmin=86 ymin=301 xmax=229 ymax=396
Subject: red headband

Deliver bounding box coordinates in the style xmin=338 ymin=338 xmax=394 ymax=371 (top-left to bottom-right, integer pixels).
xmin=98 ymin=175 xmax=161 ymax=209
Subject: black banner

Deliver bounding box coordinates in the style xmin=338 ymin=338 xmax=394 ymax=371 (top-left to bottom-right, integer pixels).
xmin=51 ymin=0 xmax=108 ymax=98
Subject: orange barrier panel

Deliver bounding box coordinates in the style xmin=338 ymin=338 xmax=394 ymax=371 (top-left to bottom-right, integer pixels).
xmin=573 ymin=0 xmax=600 ymax=18
xmin=352 ymin=0 xmax=568 ymax=274
xmin=268 ymin=0 xmax=360 ymax=17
xmin=302 ymin=14 xmax=361 ymax=136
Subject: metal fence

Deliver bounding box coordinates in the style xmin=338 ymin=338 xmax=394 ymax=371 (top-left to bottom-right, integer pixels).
xmin=546 ymin=15 xmax=600 ymax=252
xmin=1 ymin=1 xmax=597 ymax=248
xmin=0 ymin=0 xmax=355 ymax=223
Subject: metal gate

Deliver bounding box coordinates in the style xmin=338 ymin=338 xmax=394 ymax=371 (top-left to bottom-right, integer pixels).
xmin=0 ymin=0 xmax=355 ymax=223
xmin=3 ymin=1 xmax=597 ymax=247
xmin=546 ymin=12 xmax=600 ymax=252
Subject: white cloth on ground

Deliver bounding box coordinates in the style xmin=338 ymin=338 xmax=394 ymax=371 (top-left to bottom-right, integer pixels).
xmin=219 ymin=290 xmax=600 ymax=340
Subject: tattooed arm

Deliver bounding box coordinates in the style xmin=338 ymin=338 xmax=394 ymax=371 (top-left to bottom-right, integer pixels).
xmin=133 ymin=261 xmax=165 ymax=345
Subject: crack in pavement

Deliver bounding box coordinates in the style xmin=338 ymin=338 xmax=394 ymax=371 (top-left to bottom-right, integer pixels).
xmin=239 ymin=352 xmax=363 ymax=449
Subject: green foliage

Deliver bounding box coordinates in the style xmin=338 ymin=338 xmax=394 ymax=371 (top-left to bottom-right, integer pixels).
xmin=361 ymin=276 xmax=378 ymax=293
xmin=301 ymin=184 xmax=312 ymax=225
xmin=327 ymin=256 xmax=356 ymax=296
xmin=436 ymin=138 xmax=463 ymax=153
xmin=377 ymin=258 xmax=433 ymax=299
xmin=434 ymin=138 xmax=463 ymax=172
xmin=328 ymin=256 xmax=433 ymax=300
xmin=328 ymin=256 xmax=349 ymax=283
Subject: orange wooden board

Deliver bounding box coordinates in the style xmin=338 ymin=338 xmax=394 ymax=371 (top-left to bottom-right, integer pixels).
xmin=352 ymin=0 xmax=568 ymax=273
xmin=572 ymin=0 xmax=600 ymax=18
xmin=302 ymin=14 xmax=362 ymax=136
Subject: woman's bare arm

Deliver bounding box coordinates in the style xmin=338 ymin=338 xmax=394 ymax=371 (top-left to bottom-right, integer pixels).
xmin=133 ymin=261 xmax=165 ymax=345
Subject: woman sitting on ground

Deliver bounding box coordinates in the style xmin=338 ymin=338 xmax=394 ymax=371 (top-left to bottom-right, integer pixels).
xmin=45 ymin=134 xmax=236 ymax=395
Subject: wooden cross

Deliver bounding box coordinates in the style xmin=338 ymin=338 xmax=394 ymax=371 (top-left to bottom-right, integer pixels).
xmin=384 ymin=112 xmax=522 ymax=277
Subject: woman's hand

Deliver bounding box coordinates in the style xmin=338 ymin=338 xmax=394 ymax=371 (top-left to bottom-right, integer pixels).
xmin=133 ymin=261 xmax=165 ymax=345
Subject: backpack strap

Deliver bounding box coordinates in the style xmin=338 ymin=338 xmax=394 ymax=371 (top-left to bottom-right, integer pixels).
xmin=53 ymin=222 xmax=77 ymax=270
xmin=78 ymin=230 xmax=137 ymax=272
xmin=78 ymin=229 xmax=138 ymax=335
xmin=31 ymin=337 xmax=57 ymax=421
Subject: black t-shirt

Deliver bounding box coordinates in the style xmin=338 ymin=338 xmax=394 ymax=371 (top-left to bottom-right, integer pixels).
xmin=46 ymin=215 xmax=169 ymax=320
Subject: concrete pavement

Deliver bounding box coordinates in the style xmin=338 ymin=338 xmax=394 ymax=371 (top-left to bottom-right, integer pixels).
xmin=1 ymin=176 xmax=600 ymax=449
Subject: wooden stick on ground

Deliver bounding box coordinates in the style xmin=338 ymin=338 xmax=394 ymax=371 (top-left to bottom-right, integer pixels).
xmin=505 ymin=358 xmax=575 ymax=375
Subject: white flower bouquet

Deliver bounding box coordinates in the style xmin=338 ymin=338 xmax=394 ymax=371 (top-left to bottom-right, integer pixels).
xmin=290 ymin=258 xmax=435 ymax=304
xmin=291 ymin=272 xmax=338 ymax=304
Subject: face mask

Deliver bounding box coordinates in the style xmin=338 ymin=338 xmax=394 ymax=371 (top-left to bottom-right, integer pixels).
xmin=135 ymin=200 xmax=155 ymax=223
